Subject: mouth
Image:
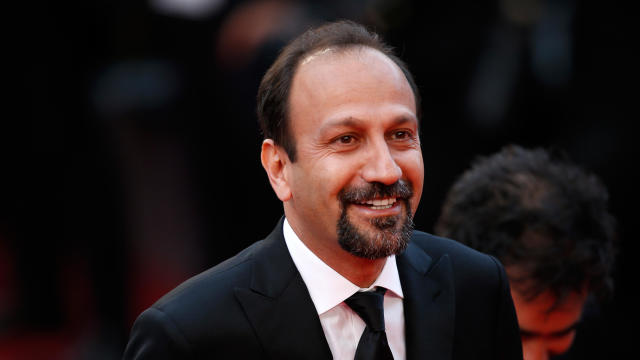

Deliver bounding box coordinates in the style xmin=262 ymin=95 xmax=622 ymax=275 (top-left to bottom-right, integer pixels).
xmin=339 ymin=180 xmax=413 ymax=214
xmin=356 ymin=197 xmax=398 ymax=210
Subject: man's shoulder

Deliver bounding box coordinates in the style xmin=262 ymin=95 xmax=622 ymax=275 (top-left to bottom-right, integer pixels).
xmin=409 ymin=230 xmax=505 ymax=285
xmin=406 ymin=233 xmax=521 ymax=358
xmin=128 ymin=239 xmax=271 ymax=348
xmin=410 ymin=230 xmax=496 ymax=264
xmin=124 ymin=239 xmax=273 ymax=358
xmin=152 ymin=239 xmax=264 ymax=313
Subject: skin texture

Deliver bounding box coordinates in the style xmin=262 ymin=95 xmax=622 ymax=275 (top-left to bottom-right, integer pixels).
xmin=511 ymin=288 xmax=588 ymax=360
xmin=260 ymin=47 xmax=424 ymax=287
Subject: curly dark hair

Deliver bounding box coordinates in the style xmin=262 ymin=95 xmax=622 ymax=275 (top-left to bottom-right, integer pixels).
xmin=257 ymin=20 xmax=420 ymax=162
xmin=436 ymin=145 xmax=617 ymax=308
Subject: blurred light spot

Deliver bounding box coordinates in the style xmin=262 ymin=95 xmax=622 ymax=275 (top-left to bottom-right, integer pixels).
xmin=92 ymin=60 xmax=181 ymax=118
xmin=466 ymin=26 xmax=522 ymax=129
xmin=500 ymin=0 xmax=543 ymax=26
xmin=149 ymin=0 xmax=226 ymax=20
xmin=532 ymin=0 xmax=574 ymax=88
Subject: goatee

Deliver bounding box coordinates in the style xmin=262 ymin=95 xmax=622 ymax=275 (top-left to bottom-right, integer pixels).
xmin=337 ymin=181 xmax=415 ymax=259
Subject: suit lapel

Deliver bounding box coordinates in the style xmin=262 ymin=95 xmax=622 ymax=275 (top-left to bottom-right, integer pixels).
xmin=234 ymin=219 xmax=332 ymax=359
xmin=398 ymin=241 xmax=455 ymax=360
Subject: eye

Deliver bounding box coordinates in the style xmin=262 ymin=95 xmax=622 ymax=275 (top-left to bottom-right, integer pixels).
xmin=328 ymin=133 xmax=360 ymax=150
xmin=390 ymin=130 xmax=412 ymax=140
xmin=337 ymin=135 xmax=355 ymax=144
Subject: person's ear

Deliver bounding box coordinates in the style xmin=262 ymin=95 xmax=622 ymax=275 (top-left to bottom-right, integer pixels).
xmin=261 ymin=139 xmax=292 ymax=201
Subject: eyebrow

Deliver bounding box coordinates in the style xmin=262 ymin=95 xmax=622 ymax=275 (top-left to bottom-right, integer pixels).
xmin=320 ymin=115 xmax=418 ymax=133
xmin=520 ymin=321 xmax=581 ymax=338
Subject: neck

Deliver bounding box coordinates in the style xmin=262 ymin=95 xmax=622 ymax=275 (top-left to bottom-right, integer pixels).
xmin=338 ymin=255 xmax=387 ymax=288
xmin=284 ymin=211 xmax=388 ymax=288
xmin=301 ymin=234 xmax=388 ymax=288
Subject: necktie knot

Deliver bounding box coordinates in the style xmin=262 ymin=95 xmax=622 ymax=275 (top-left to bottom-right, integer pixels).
xmin=345 ymin=287 xmax=387 ymax=332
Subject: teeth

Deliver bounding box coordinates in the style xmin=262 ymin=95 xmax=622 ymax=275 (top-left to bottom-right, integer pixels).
xmin=359 ymin=197 xmax=397 ymax=208
xmin=371 ymin=204 xmax=393 ymax=210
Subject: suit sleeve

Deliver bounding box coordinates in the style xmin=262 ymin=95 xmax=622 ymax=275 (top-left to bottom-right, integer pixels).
xmin=490 ymin=255 xmax=523 ymax=360
xmin=122 ymin=307 xmax=192 ymax=360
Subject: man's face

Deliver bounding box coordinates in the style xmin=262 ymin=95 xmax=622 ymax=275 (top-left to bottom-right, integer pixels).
xmin=511 ymin=288 xmax=588 ymax=360
xmin=283 ymin=47 xmax=423 ymax=259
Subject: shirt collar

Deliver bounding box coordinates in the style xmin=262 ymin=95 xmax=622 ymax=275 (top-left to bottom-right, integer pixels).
xmin=283 ymin=218 xmax=404 ymax=315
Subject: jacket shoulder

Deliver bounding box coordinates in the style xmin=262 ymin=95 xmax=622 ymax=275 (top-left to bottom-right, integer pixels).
xmin=409 ymin=230 xmax=509 ymax=302
xmin=409 ymin=231 xmax=522 ymax=359
xmin=125 ymin=240 xmax=268 ymax=359
xmin=410 ymin=230 xmax=500 ymax=272
xmin=156 ymin=240 xmax=259 ymax=305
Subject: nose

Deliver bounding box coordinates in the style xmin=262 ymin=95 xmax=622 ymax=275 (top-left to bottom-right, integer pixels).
xmin=361 ymin=138 xmax=402 ymax=185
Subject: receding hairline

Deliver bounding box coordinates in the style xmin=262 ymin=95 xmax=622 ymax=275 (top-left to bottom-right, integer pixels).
xmin=296 ymin=44 xmax=403 ymax=74
xmin=292 ymin=45 xmax=417 ymax=107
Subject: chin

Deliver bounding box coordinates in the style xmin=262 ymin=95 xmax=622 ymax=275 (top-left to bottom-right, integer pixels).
xmin=337 ymin=206 xmax=413 ymax=260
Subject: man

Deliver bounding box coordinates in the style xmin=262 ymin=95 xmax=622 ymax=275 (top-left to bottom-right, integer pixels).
xmin=436 ymin=145 xmax=616 ymax=360
xmin=123 ymin=21 xmax=522 ymax=359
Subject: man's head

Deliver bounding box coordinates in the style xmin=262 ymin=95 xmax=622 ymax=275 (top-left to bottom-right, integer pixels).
xmin=257 ymin=20 xmax=421 ymax=163
xmin=436 ymin=145 xmax=616 ymax=359
xmin=259 ymin=21 xmax=423 ymax=261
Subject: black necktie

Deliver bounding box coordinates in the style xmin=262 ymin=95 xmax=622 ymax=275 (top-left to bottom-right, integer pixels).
xmin=345 ymin=287 xmax=394 ymax=360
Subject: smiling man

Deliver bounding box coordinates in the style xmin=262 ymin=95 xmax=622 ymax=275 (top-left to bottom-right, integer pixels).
xmin=123 ymin=21 xmax=522 ymax=360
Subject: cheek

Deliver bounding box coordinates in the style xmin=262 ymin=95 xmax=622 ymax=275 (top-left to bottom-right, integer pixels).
xmin=300 ymin=161 xmax=354 ymax=209
xmin=400 ymin=150 xmax=423 ymax=176
xmin=396 ymin=152 xmax=424 ymax=201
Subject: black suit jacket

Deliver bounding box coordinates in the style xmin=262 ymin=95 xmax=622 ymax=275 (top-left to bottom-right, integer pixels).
xmin=123 ymin=218 xmax=522 ymax=359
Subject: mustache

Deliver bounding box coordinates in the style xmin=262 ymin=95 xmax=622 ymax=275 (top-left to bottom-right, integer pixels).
xmin=339 ymin=180 xmax=413 ymax=204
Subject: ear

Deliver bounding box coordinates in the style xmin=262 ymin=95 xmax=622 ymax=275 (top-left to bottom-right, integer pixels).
xmin=261 ymin=139 xmax=292 ymax=202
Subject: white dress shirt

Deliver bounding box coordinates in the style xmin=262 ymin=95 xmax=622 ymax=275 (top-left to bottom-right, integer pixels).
xmin=283 ymin=218 xmax=406 ymax=360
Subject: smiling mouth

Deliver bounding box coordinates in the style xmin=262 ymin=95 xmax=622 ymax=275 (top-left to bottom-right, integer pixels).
xmin=356 ymin=197 xmax=397 ymax=210
xmin=340 ymin=180 xmax=413 ymax=213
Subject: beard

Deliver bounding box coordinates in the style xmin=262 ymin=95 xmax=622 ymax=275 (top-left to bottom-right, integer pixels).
xmin=337 ymin=181 xmax=415 ymax=259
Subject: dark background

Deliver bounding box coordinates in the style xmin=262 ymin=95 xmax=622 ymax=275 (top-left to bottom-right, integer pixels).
xmin=3 ymin=0 xmax=636 ymax=358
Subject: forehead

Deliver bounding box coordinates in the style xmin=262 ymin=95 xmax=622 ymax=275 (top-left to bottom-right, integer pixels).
xmin=288 ymin=47 xmax=416 ymax=130
xmin=293 ymin=46 xmax=410 ymax=93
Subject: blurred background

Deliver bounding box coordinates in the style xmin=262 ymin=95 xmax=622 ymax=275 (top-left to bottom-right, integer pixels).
xmin=3 ymin=0 xmax=635 ymax=358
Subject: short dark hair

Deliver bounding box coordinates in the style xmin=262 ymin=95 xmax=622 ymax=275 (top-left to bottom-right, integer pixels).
xmin=257 ymin=20 xmax=420 ymax=162
xmin=436 ymin=145 xmax=616 ymax=308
